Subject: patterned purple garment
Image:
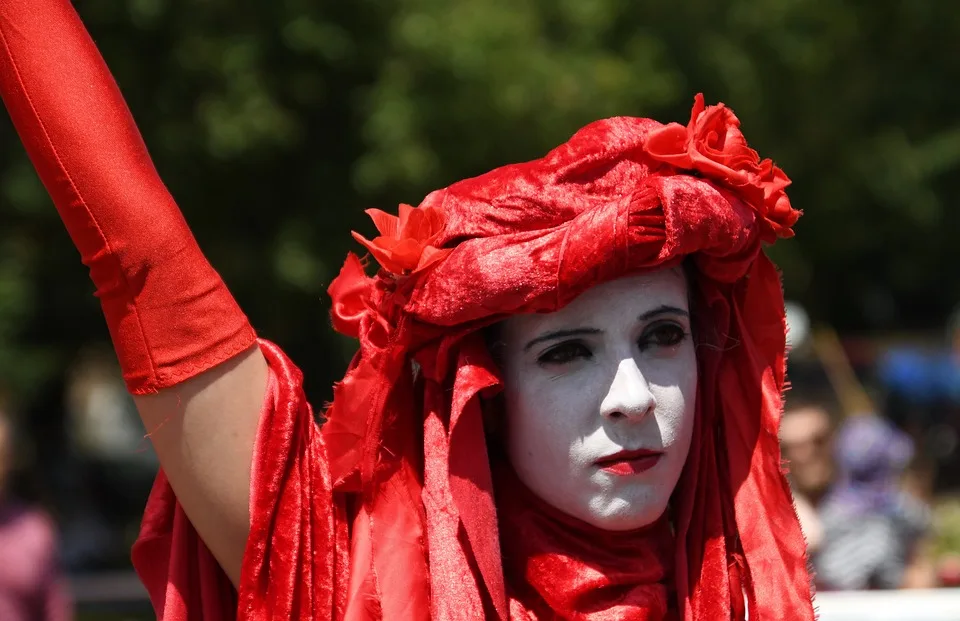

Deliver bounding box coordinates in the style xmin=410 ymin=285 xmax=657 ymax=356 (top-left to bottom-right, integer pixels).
xmin=813 ymin=414 xmax=929 ymax=590
xmin=0 ymin=502 xmax=72 ymax=621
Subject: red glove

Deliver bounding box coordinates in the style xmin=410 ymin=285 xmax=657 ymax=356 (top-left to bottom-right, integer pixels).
xmin=0 ymin=0 xmax=256 ymax=394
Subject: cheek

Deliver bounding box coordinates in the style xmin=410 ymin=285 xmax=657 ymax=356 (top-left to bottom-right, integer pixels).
xmin=502 ymin=369 xmax=599 ymax=470
xmin=650 ymin=356 xmax=698 ymax=448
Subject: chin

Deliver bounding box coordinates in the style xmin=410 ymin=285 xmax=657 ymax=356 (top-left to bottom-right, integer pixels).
xmin=585 ymin=494 xmax=669 ymax=531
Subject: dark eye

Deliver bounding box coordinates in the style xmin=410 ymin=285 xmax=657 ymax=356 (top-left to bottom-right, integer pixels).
xmin=537 ymin=341 xmax=592 ymax=366
xmin=639 ymin=322 xmax=687 ymax=350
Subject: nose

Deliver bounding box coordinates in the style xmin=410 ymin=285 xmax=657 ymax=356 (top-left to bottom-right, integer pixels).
xmin=600 ymin=358 xmax=656 ymax=421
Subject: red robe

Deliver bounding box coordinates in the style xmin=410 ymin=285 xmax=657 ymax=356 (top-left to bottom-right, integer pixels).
xmin=133 ymin=339 xmax=680 ymax=621
xmin=132 ymin=340 xmax=338 ymax=621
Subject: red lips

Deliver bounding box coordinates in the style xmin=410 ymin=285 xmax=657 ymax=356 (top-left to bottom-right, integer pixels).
xmin=595 ymin=448 xmax=664 ymax=475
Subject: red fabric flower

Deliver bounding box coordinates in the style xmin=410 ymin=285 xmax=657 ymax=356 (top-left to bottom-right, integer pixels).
xmin=352 ymin=203 xmax=451 ymax=275
xmin=327 ymin=253 xmax=374 ymax=339
xmin=646 ymin=94 xmax=800 ymax=241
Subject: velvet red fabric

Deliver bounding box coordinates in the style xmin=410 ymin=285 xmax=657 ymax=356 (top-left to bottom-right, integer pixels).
xmin=495 ymin=462 xmax=678 ymax=621
xmin=133 ymin=339 xmax=349 ymax=621
xmin=1 ymin=1 xmax=816 ymax=619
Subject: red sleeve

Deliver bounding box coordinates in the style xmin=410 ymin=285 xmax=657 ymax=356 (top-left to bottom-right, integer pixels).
xmin=0 ymin=0 xmax=255 ymax=394
xmin=132 ymin=340 xmax=349 ymax=621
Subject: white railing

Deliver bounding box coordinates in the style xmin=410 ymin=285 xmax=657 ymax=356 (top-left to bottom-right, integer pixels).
xmin=814 ymin=589 xmax=960 ymax=621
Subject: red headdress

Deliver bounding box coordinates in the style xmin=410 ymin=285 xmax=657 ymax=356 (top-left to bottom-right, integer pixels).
xmin=321 ymin=95 xmax=813 ymax=620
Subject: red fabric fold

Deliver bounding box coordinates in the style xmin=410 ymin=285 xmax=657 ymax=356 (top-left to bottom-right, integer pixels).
xmin=496 ymin=462 xmax=677 ymax=621
xmin=133 ymin=340 xmax=349 ymax=621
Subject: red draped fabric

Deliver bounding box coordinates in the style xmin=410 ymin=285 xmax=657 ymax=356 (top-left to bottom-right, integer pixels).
xmin=318 ymin=109 xmax=813 ymax=620
xmin=133 ymin=340 xmax=349 ymax=621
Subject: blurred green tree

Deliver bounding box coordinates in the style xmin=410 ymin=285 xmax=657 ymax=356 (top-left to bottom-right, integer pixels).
xmin=1 ymin=0 xmax=958 ymax=406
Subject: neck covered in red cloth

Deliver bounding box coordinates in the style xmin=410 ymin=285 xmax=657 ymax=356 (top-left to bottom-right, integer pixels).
xmin=494 ymin=461 xmax=677 ymax=621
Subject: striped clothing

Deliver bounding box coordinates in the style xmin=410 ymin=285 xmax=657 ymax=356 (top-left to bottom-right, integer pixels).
xmin=813 ymin=494 xmax=928 ymax=590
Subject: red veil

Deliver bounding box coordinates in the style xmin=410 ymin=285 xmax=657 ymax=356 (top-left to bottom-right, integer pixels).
xmin=302 ymin=97 xmax=813 ymax=620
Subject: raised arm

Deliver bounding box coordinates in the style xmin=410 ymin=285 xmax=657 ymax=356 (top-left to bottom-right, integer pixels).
xmin=0 ymin=0 xmax=265 ymax=584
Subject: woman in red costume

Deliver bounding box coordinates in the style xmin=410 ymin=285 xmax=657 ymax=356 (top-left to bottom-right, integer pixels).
xmin=0 ymin=1 xmax=815 ymax=619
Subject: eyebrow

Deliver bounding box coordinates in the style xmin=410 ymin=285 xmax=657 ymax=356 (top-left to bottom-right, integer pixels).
xmin=523 ymin=328 xmax=603 ymax=352
xmin=640 ymin=304 xmax=689 ymax=322
xmin=522 ymin=304 xmax=690 ymax=352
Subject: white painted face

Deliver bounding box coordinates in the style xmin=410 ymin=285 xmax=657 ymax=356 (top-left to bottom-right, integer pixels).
xmin=498 ymin=269 xmax=697 ymax=530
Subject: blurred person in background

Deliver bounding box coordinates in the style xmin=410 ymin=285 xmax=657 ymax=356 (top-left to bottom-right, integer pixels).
xmin=813 ymin=413 xmax=934 ymax=590
xmin=780 ymin=400 xmax=835 ymax=553
xmin=0 ymin=398 xmax=73 ymax=621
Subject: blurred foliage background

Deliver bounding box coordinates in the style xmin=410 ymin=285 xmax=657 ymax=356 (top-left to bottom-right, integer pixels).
xmin=1 ymin=0 xmax=959 ymax=411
